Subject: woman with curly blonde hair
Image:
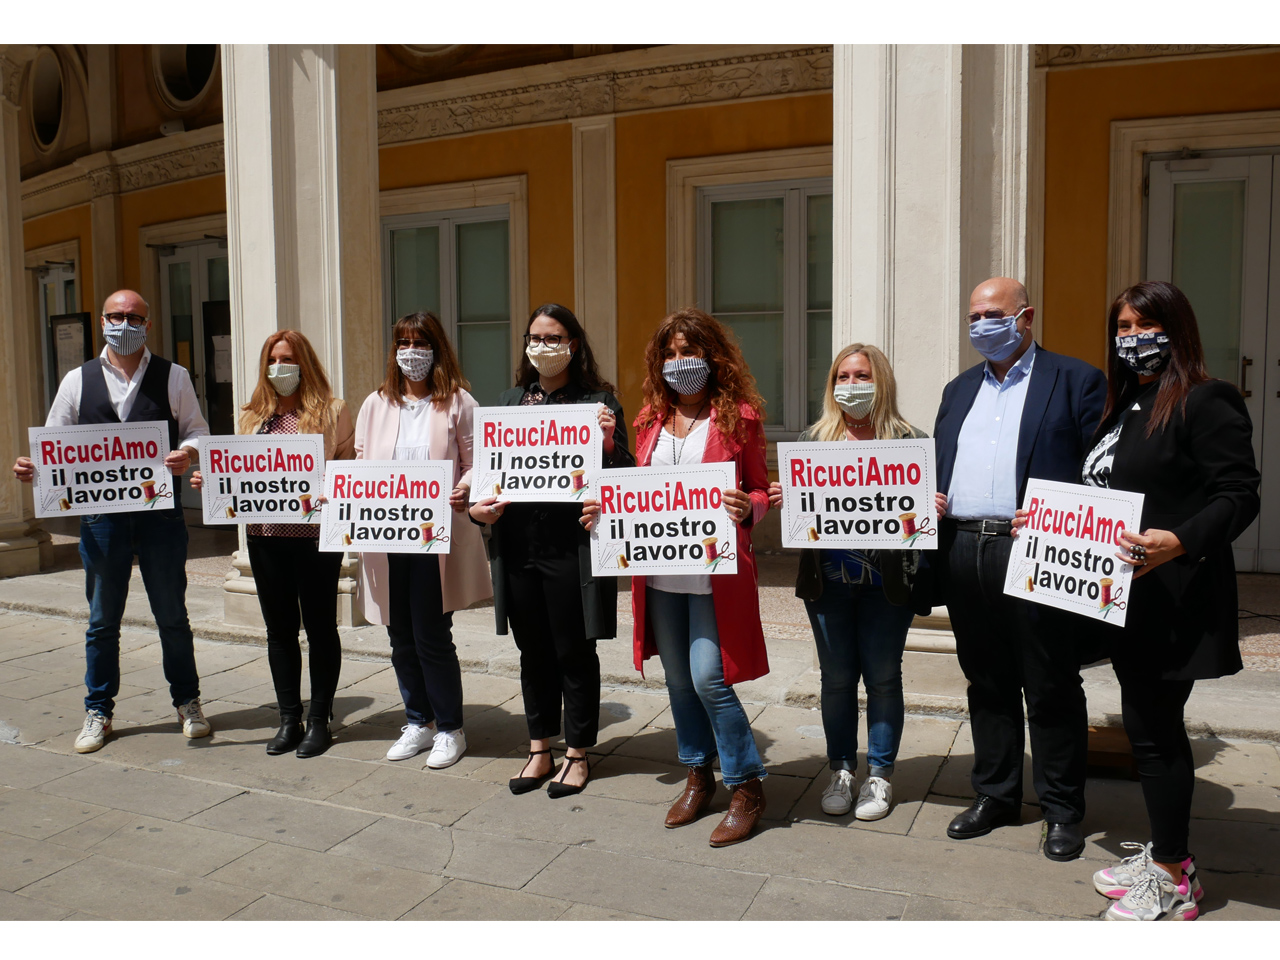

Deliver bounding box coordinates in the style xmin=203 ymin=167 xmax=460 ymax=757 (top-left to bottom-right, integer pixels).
xmin=586 ymin=307 xmax=771 ymax=846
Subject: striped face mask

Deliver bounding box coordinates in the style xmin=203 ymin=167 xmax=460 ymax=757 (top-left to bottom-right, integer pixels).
xmin=267 ymin=363 xmax=301 ymax=397
xmin=662 ymin=357 xmax=710 ymax=396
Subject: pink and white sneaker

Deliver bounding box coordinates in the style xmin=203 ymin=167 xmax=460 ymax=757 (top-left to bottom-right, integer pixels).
xmin=1093 ymin=842 xmax=1202 ymax=902
xmin=1105 ymin=862 xmax=1200 ymax=921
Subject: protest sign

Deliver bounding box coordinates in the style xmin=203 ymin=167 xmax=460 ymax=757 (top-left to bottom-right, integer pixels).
xmin=471 ymin=404 xmax=601 ymax=503
xmin=318 ymin=460 xmax=452 ymax=555
xmin=29 ymin=421 xmax=172 ymax=517
xmin=1002 ymin=477 xmax=1144 ymax=626
xmin=199 ymin=434 xmax=325 ymax=524
xmin=776 ymin=439 xmax=938 ymax=550
xmin=589 ymin=462 xmax=738 ymax=577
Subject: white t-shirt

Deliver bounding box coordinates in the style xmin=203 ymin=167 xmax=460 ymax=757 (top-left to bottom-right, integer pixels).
xmin=394 ymin=396 xmax=435 ymax=460
xmin=648 ymin=417 xmax=713 ymax=596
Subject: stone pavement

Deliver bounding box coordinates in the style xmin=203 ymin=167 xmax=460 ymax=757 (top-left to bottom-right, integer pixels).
xmin=1 ymin=609 xmax=1278 ymax=921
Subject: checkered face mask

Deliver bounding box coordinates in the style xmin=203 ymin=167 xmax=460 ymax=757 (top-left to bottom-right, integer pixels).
xmin=1115 ymin=332 xmax=1171 ymax=376
xmin=662 ymin=357 xmax=710 ymax=396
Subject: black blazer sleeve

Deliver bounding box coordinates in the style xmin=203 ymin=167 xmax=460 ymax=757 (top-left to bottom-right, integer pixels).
xmin=1076 ymin=364 xmax=1108 ymax=452
xmin=600 ymin=392 xmax=636 ymax=469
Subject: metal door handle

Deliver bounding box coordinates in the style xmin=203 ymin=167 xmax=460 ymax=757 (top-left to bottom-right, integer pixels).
xmin=1241 ymin=356 xmax=1252 ymax=397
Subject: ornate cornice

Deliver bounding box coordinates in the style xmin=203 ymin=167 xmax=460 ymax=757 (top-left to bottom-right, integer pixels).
xmin=0 ymin=53 xmax=26 ymax=104
xmin=115 ymin=139 xmax=223 ymax=191
xmin=378 ymin=46 xmax=832 ymax=145
xmin=1035 ymin=44 xmax=1275 ymax=68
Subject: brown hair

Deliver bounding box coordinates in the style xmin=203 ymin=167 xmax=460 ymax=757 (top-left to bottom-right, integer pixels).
xmin=809 ymin=343 xmax=915 ymax=441
xmin=515 ymin=302 xmax=615 ymax=394
xmin=378 ymin=312 xmax=469 ymax=408
xmin=636 ymin=308 xmax=765 ymax=442
xmin=239 ymin=330 xmax=336 ymax=435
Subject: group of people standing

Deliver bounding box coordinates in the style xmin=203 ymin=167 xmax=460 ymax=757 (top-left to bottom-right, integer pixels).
xmin=11 ymin=272 xmax=1258 ymax=920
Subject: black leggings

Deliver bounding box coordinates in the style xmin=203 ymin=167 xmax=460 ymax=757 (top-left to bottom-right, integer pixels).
xmin=1114 ymin=665 xmax=1195 ymax=863
xmin=247 ymin=536 xmax=344 ymax=719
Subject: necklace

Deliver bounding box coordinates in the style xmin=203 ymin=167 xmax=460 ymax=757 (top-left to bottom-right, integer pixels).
xmin=669 ymin=402 xmax=708 ymax=464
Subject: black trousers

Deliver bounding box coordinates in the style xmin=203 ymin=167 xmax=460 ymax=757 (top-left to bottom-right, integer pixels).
xmin=247 ymin=535 xmax=343 ymax=719
xmin=941 ymin=525 xmax=1088 ymax=822
xmin=386 ymin=553 xmax=463 ymax=732
xmin=1113 ymin=661 xmax=1196 ymax=862
xmin=505 ymin=550 xmax=600 ymax=748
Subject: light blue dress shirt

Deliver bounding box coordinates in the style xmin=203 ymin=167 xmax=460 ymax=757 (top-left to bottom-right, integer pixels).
xmin=946 ymin=342 xmax=1037 ymax=520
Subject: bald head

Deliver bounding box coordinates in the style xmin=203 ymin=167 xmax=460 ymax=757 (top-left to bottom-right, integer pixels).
xmin=102 ymin=289 xmax=149 ymax=318
xmin=969 ymin=278 xmax=1028 ymax=316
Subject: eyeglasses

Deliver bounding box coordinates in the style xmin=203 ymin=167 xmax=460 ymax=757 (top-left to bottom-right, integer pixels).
xmin=964 ymin=307 xmax=1028 ymax=325
xmin=524 ymin=334 xmax=566 ymax=347
xmin=104 ymin=313 xmax=148 ymax=327
xmin=395 ymin=338 xmax=430 ymax=349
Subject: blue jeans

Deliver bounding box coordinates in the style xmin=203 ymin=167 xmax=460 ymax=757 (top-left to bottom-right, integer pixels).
xmin=78 ymin=508 xmax=200 ymax=717
xmin=804 ymin=580 xmax=914 ymax=778
xmin=647 ymin=588 xmax=767 ymax=785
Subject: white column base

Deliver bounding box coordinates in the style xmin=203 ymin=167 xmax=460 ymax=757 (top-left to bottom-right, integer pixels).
xmin=0 ymin=521 xmax=42 ymax=577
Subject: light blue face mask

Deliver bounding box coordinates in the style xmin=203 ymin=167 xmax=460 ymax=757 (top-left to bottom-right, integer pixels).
xmin=103 ymin=320 xmax=148 ymax=356
xmin=968 ymin=308 xmax=1028 ymax=363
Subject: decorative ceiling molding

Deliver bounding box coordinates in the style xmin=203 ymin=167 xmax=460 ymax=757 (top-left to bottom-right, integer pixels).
xmin=377 ymin=45 xmax=832 ymax=145
xmin=1035 ymin=44 xmax=1275 ymax=68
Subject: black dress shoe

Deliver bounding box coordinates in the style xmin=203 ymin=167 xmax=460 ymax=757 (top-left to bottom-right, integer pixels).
xmin=946 ymin=795 xmax=1021 ymax=839
xmin=266 ymin=718 xmax=304 ymax=755
xmin=295 ymin=718 xmax=332 ymax=759
xmin=1043 ymin=821 xmax=1085 ymax=862
xmin=509 ymin=748 xmax=555 ymax=795
xmin=547 ymin=755 xmax=590 ymax=799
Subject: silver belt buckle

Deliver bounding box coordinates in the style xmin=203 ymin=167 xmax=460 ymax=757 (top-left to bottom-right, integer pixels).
xmin=980 ymin=519 xmax=1004 ymax=537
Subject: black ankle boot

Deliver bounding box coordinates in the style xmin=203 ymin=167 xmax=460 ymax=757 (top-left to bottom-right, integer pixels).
xmin=295 ymin=717 xmax=331 ymax=759
xmin=266 ymin=714 xmax=304 ymax=755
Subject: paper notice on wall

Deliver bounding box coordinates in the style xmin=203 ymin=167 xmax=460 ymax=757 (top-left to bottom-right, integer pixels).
xmin=199 ymin=434 xmax=326 ymax=524
xmin=318 ymin=460 xmax=453 ymax=555
xmin=28 ymin=421 xmax=172 ymax=517
xmin=54 ymin=323 xmax=85 ymax=383
xmin=212 ymin=335 xmax=233 ymax=383
xmin=470 ymin=404 xmax=603 ymax=503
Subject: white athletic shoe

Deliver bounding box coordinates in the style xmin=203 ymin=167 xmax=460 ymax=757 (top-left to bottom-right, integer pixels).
xmin=820 ymin=769 xmax=855 ymax=816
xmin=425 ymin=729 xmax=467 ymax=769
xmin=1094 ymin=842 xmax=1203 ymax=902
xmin=74 ymin=710 xmax=112 ymax=753
xmin=177 ymin=699 xmax=211 ymax=739
xmin=1105 ymin=862 xmax=1200 ymax=921
xmin=386 ymin=722 xmax=437 ymax=761
xmin=855 ymin=776 xmax=893 ymax=821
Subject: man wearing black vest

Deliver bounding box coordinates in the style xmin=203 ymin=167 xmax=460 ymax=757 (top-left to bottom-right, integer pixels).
xmin=13 ymin=289 xmax=211 ymax=753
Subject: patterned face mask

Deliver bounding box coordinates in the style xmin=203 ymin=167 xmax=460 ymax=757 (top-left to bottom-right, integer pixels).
xmin=1115 ymin=332 xmax=1172 ymax=376
xmin=396 ymin=347 xmax=434 ymax=382
xmin=525 ymin=341 xmax=573 ymax=376
xmin=103 ymin=320 xmax=148 ymax=356
xmin=662 ymin=357 xmax=710 ymax=396
xmin=833 ymin=381 xmax=876 ymax=420
xmin=266 ymin=363 xmax=301 ymax=397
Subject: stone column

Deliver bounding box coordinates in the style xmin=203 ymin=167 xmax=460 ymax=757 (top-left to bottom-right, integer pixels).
xmin=220 ymin=44 xmax=381 ymax=627
xmin=572 ymin=117 xmax=618 ymax=385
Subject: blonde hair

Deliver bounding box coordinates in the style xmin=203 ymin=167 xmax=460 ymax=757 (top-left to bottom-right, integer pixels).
xmin=239 ymin=330 xmax=337 ymax=436
xmin=809 ymin=343 xmax=915 ymax=441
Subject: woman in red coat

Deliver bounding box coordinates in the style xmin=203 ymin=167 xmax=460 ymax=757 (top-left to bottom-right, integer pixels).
xmin=586 ymin=308 xmax=771 ymax=847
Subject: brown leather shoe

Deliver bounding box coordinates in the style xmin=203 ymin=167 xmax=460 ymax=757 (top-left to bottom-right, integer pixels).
xmin=708 ymin=777 xmax=766 ymax=847
xmin=665 ymin=763 xmax=717 ymax=828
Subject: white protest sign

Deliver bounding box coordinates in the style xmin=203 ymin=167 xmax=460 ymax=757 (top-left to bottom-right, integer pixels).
xmin=1002 ymin=477 xmax=1144 ymax=626
xmin=589 ymin=462 xmax=738 ymax=577
xmin=29 ymin=421 xmax=172 ymax=517
xmin=471 ymin=403 xmax=602 ymax=503
xmin=318 ymin=460 xmax=452 ymax=555
xmin=199 ymin=434 xmax=325 ymax=524
xmin=776 ymin=439 xmax=939 ymax=550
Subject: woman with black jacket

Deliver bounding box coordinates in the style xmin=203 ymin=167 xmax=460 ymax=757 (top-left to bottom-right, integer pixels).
xmin=470 ymin=304 xmax=634 ymax=798
xmin=1072 ymin=281 xmax=1259 ymax=921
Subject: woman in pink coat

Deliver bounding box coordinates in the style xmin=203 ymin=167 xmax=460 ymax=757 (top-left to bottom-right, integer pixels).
xmin=355 ymin=311 xmax=492 ymax=770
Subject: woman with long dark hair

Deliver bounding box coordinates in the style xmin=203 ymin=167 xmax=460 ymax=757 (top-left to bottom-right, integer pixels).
xmin=585 ymin=307 xmax=771 ymax=846
xmin=356 ymin=312 xmax=492 ymax=770
xmin=470 ymin=303 xmax=633 ymax=797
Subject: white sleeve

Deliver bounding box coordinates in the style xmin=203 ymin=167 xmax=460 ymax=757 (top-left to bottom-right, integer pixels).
xmin=168 ymin=363 xmax=210 ymax=453
xmin=45 ymin=368 xmax=83 ymax=427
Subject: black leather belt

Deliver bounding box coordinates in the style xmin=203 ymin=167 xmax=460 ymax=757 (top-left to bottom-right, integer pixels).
xmin=949 ymin=518 xmax=1013 ymax=537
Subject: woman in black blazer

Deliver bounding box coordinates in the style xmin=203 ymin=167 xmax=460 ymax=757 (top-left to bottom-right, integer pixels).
xmin=470 ymin=304 xmax=634 ymax=798
xmin=1079 ymin=281 xmax=1259 ymax=921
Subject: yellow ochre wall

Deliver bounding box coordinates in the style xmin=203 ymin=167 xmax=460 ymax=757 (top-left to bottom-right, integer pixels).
xmin=1042 ymin=50 xmax=1280 ymax=369
xmin=23 ymin=205 xmax=94 ymax=314
xmin=118 ymin=174 xmax=227 ymax=291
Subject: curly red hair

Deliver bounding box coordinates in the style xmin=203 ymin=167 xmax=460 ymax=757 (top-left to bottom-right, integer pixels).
xmin=636 ymin=308 xmax=765 ymax=442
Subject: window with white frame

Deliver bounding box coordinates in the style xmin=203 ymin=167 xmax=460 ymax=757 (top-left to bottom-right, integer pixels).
xmin=382 ymin=205 xmax=512 ymax=406
xmin=697 ymin=179 xmax=833 ymax=436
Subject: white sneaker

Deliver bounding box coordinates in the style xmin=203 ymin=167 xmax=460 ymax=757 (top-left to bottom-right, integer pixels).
xmin=1094 ymin=842 xmax=1204 ymax=902
xmin=177 ymin=699 xmax=211 ymax=739
xmin=1105 ymin=862 xmax=1200 ymax=921
xmin=820 ymin=769 xmax=855 ymax=815
xmin=74 ymin=710 xmax=112 ymax=753
xmin=855 ymin=776 xmax=893 ymax=821
xmin=385 ymin=722 xmax=437 ymax=761
xmin=425 ymin=728 xmax=466 ymax=769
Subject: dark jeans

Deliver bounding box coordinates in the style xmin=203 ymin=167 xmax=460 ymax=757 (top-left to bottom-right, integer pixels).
xmin=247 ymin=535 xmax=343 ymax=719
xmin=804 ymin=580 xmax=915 ymax=777
xmin=386 ymin=553 xmax=462 ymax=731
xmin=505 ymin=550 xmax=600 ymax=748
xmin=1113 ymin=663 xmax=1196 ymax=862
xmin=941 ymin=524 xmax=1087 ymax=822
xmin=78 ymin=508 xmax=199 ymax=717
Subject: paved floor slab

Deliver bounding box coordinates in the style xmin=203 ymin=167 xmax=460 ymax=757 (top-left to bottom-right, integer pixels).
xmin=39 ymin=763 xmax=242 ymax=822
xmin=185 ymin=791 xmax=379 ymax=852
xmin=400 ymin=878 xmax=570 ymax=921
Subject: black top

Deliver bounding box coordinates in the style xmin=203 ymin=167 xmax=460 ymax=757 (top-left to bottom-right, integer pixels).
xmin=79 ymin=354 xmax=180 ymax=451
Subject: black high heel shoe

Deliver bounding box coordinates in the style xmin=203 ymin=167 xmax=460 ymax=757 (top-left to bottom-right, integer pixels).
xmin=509 ymin=748 xmax=555 ymax=795
xmin=547 ymin=755 xmax=590 ymax=799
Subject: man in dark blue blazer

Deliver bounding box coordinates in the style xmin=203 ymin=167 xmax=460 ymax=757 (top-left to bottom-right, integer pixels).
xmin=933 ymin=277 xmax=1107 ymax=862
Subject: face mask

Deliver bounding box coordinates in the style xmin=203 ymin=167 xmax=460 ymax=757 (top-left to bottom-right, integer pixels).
xmin=267 ymin=363 xmax=301 ymax=397
xmin=397 ymin=347 xmax=434 ymax=382
xmin=103 ymin=320 xmax=147 ymax=356
xmin=662 ymin=357 xmax=710 ymax=396
xmin=968 ymin=308 xmax=1027 ymax=363
xmin=1115 ymin=332 xmax=1172 ymax=376
xmin=526 ymin=341 xmax=573 ymax=377
xmin=833 ymin=382 xmax=876 ymax=420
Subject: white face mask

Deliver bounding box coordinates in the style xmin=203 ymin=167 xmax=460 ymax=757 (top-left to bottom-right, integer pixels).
xmin=266 ymin=362 xmax=301 ymax=397
xmin=396 ymin=347 xmax=434 ymax=382
xmin=525 ymin=340 xmax=573 ymax=377
xmin=833 ymin=381 xmax=875 ymax=420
